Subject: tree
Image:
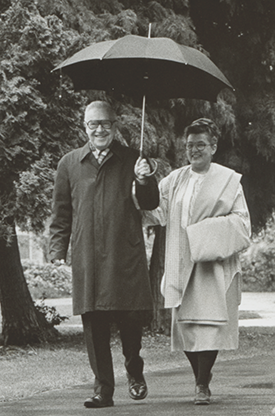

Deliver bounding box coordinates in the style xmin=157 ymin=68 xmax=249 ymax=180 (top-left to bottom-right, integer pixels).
xmin=0 ymin=1 xmax=86 ymax=345
xmin=0 ymin=222 xmax=59 ymax=345
xmin=4 ymin=0 xmax=273 ymax=342
xmin=188 ymin=0 xmax=275 ymax=230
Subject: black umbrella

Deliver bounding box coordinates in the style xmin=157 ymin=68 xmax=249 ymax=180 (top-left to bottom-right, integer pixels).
xmin=53 ymin=29 xmax=233 ymax=157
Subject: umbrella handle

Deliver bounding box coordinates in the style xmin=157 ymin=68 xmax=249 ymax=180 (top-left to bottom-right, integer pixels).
xmin=145 ymin=158 xmax=158 ymax=177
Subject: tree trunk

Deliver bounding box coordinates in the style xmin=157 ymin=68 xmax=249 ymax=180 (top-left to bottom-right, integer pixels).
xmin=0 ymin=222 xmax=58 ymax=346
xmin=149 ymin=226 xmax=171 ymax=335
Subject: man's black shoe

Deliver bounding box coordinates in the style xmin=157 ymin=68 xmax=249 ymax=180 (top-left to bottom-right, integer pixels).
xmin=84 ymin=394 xmax=114 ymax=408
xmin=127 ymin=374 xmax=148 ymax=400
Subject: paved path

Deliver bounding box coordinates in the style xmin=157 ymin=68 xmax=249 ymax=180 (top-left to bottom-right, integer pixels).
xmin=239 ymin=292 xmax=275 ymax=327
xmin=42 ymin=292 xmax=275 ymax=328
xmin=1 ymin=352 xmax=275 ymax=415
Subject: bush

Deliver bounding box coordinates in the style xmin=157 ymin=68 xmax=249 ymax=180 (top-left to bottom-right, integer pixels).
xmin=22 ymin=260 xmax=72 ymax=299
xmin=240 ymin=214 xmax=275 ymax=292
xmin=34 ymin=298 xmax=69 ymax=326
xmin=241 ymin=244 xmax=275 ymax=292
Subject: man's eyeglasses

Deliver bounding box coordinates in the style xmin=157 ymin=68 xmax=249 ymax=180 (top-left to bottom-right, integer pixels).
xmin=186 ymin=142 xmax=211 ymax=152
xmin=85 ymin=120 xmax=115 ymax=130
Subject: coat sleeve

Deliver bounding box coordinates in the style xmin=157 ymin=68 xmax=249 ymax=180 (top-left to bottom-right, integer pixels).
xmin=135 ymin=175 xmax=159 ymax=210
xmin=186 ymin=184 xmax=251 ymax=262
xmin=49 ymin=157 xmax=72 ymax=262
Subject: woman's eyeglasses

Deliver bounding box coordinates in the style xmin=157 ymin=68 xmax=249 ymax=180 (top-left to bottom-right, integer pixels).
xmin=186 ymin=142 xmax=211 ymax=152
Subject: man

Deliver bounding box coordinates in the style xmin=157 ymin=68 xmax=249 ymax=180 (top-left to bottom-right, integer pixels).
xmin=49 ymin=101 xmax=159 ymax=408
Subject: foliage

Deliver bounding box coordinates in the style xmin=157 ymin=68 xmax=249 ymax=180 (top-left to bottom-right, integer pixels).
xmin=241 ymin=216 xmax=275 ymax=291
xmin=0 ymin=0 xmax=86 ymax=238
xmin=34 ymin=298 xmax=68 ymax=326
xmin=0 ymin=0 xmax=240 ymax=240
xmin=15 ymin=154 xmax=54 ymax=233
xmin=22 ymin=260 xmax=72 ymax=299
xmin=241 ymin=247 xmax=275 ymax=292
xmin=189 ymin=0 xmax=275 ymax=230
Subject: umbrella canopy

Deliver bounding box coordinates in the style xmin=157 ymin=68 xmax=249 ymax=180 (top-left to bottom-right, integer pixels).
xmin=53 ymin=35 xmax=233 ymax=102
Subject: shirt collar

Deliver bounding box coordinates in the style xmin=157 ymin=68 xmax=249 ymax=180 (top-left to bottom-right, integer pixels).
xmin=80 ymin=139 xmax=123 ymax=162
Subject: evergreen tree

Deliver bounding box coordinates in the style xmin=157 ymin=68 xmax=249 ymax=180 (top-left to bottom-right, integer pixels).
xmin=0 ymin=0 xmax=86 ymax=344
xmin=189 ymin=0 xmax=275 ymax=229
xmin=3 ymin=0 xmax=272 ymax=342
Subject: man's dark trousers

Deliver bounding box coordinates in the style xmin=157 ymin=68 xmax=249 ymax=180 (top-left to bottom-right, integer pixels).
xmin=82 ymin=310 xmax=145 ymax=399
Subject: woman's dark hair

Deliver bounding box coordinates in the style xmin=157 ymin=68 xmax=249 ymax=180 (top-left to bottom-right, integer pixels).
xmin=184 ymin=118 xmax=220 ymax=145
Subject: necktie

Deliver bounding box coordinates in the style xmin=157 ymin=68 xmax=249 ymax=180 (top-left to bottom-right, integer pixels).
xmin=89 ymin=141 xmax=109 ymax=164
xmin=97 ymin=148 xmax=109 ymax=164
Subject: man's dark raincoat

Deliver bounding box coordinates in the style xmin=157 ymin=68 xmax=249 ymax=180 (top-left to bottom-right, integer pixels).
xmin=49 ymin=140 xmax=159 ymax=315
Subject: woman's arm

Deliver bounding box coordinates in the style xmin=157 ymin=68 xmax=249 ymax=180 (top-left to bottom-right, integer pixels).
xmin=186 ymin=184 xmax=251 ymax=262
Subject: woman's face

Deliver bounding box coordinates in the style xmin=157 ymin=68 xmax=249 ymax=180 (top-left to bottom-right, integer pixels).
xmin=186 ymin=132 xmax=217 ymax=173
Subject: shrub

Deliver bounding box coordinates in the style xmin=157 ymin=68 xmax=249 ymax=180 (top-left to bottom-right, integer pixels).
xmin=240 ymin=214 xmax=275 ymax=292
xmin=34 ymin=298 xmax=69 ymax=326
xmin=22 ymin=260 xmax=72 ymax=299
xmin=241 ymin=244 xmax=275 ymax=292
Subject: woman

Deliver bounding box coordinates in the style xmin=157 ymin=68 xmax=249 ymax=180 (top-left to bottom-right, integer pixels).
xmin=141 ymin=118 xmax=251 ymax=405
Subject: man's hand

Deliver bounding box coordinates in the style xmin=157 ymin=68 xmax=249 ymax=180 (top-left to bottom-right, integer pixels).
xmin=134 ymin=157 xmax=151 ymax=185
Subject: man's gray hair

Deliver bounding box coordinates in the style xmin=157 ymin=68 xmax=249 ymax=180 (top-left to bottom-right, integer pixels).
xmin=84 ymin=101 xmax=116 ymax=121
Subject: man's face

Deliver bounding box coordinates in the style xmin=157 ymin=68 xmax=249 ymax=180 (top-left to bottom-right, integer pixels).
xmin=84 ymin=106 xmax=116 ymax=150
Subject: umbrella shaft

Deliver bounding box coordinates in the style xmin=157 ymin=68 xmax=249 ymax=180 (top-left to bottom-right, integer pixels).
xmin=140 ymin=95 xmax=146 ymax=158
xmin=148 ymin=23 xmax=151 ymax=39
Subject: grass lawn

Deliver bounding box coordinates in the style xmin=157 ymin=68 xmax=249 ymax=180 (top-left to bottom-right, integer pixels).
xmin=1 ymin=326 xmax=275 ymax=403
